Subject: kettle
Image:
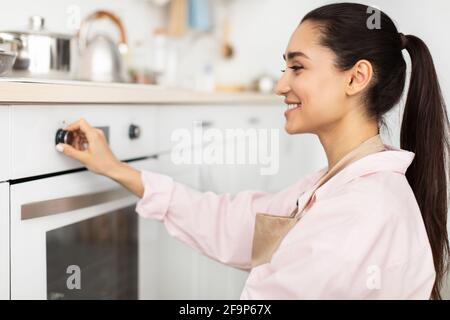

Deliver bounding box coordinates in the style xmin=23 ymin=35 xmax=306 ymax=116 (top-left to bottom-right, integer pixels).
xmin=77 ymin=10 xmax=128 ymax=82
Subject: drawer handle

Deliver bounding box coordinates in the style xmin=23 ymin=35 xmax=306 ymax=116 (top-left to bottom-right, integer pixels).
xmin=248 ymin=117 xmax=260 ymax=125
xmin=199 ymin=121 xmax=214 ymax=128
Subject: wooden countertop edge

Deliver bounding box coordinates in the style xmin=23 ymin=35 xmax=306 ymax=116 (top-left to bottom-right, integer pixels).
xmin=0 ymin=81 xmax=281 ymax=105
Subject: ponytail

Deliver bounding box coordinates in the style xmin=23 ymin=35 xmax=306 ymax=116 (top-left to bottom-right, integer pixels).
xmin=400 ymin=34 xmax=450 ymax=299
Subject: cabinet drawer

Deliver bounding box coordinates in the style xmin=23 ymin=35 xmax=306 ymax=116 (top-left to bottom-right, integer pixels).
xmin=156 ymin=104 xmax=282 ymax=155
xmin=156 ymin=105 xmax=223 ymax=154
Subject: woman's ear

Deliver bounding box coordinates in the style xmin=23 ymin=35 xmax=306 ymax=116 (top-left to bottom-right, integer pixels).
xmin=346 ymin=59 xmax=373 ymax=96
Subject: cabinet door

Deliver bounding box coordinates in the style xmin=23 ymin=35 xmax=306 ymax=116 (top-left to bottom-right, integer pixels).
xmin=138 ymin=153 xmax=202 ymax=299
xmin=0 ymin=183 xmax=9 ymax=300
xmin=212 ymin=104 xmax=326 ymax=193
xmin=196 ymin=104 xmax=281 ymax=194
xmin=156 ymin=105 xmax=221 ymax=155
xmin=250 ymin=105 xmax=327 ymax=192
xmin=138 ymin=152 xmax=250 ymax=299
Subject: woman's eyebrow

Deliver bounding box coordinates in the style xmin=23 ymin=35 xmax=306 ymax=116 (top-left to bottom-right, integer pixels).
xmin=283 ymin=51 xmax=311 ymax=61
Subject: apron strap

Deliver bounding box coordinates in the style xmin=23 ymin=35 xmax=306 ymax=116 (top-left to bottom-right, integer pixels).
xmin=291 ymin=134 xmax=386 ymax=219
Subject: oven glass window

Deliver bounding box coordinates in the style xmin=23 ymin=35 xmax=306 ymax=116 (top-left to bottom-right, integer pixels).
xmin=46 ymin=206 xmax=138 ymax=300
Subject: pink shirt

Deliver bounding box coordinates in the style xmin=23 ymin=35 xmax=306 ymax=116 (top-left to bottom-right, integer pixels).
xmin=135 ymin=144 xmax=435 ymax=299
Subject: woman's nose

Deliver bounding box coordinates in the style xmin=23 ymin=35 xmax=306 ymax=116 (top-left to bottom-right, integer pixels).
xmin=275 ymin=75 xmax=290 ymax=96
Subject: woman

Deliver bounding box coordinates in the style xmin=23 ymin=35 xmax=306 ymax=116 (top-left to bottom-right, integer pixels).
xmin=57 ymin=3 xmax=449 ymax=299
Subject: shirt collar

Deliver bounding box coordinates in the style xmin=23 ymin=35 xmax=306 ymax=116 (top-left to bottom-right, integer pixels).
xmin=314 ymin=143 xmax=415 ymax=197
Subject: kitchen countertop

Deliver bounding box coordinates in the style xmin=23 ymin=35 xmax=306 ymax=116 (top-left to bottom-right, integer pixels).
xmin=0 ymin=78 xmax=281 ymax=105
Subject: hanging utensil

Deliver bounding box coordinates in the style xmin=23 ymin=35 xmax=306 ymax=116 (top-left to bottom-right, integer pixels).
xmin=222 ymin=2 xmax=234 ymax=59
xmin=168 ymin=0 xmax=188 ymax=37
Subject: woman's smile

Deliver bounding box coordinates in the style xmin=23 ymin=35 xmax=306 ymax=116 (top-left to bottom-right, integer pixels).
xmin=284 ymin=103 xmax=302 ymax=120
xmin=284 ymin=101 xmax=302 ymax=119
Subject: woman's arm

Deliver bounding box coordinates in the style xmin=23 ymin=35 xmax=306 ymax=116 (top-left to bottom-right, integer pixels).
xmin=57 ymin=118 xmax=310 ymax=269
xmin=56 ymin=118 xmax=144 ymax=197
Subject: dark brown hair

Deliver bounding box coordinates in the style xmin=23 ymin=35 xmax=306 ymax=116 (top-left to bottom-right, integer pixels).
xmin=301 ymin=2 xmax=449 ymax=299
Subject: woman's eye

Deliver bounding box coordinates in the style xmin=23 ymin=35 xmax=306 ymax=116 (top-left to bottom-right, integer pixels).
xmin=281 ymin=66 xmax=304 ymax=73
xmin=290 ymin=66 xmax=304 ymax=72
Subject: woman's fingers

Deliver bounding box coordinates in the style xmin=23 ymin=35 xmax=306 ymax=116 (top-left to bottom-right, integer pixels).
xmin=57 ymin=118 xmax=120 ymax=177
xmin=64 ymin=118 xmax=96 ymax=140
xmin=56 ymin=143 xmax=88 ymax=164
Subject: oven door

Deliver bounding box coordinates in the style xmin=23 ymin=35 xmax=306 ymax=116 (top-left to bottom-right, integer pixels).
xmin=10 ymin=158 xmax=157 ymax=300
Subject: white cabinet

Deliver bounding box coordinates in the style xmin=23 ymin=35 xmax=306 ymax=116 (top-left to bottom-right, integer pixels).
xmin=156 ymin=104 xmax=277 ymax=193
xmin=0 ymin=182 xmax=9 ymax=300
xmin=138 ymin=151 xmax=250 ymax=299
xmin=3 ymin=101 xmax=325 ymax=299
xmin=156 ymin=105 xmax=224 ymax=154
xmin=0 ymin=106 xmax=10 ymax=182
xmin=147 ymin=104 xmax=326 ymax=299
xmin=158 ymin=104 xmax=326 ymax=194
xmin=148 ymin=106 xmax=278 ymax=299
xmin=139 ymin=152 xmax=202 ymax=299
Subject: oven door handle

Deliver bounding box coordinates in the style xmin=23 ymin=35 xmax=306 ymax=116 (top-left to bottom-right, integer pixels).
xmin=21 ymin=188 xmax=132 ymax=220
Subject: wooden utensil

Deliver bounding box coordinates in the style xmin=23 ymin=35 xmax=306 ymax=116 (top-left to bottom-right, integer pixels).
xmin=168 ymin=0 xmax=188 ymax=37
xmin=222 ymin=3 xmax=234 ymax=59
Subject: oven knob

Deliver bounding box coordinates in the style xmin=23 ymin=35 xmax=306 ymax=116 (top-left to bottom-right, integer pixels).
xmin=55 ymin=129 xmax=74 ymax=145
xmin=129 ymin=124 xmax=141 ymax=139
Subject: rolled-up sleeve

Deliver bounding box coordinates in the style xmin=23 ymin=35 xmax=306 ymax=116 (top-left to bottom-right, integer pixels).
xmin=135 ymin=170 xmax=316 ymax=270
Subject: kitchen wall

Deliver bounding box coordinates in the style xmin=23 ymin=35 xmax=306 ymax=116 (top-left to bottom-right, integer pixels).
xmin=213 ymin=0 xmax=450 ymax=94
xmin=0 ymin=0 xmax=167 ymax=37
xmin=211 ymin=0 xmax=450 ymax=145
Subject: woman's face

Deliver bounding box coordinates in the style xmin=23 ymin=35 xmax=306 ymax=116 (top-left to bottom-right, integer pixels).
xmin=276 ymin=21 xmax=351 ymax=135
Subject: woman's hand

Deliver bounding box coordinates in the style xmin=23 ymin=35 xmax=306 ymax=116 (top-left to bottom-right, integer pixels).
xmin=56 ymin=118 xmax=144 ymax=197
xmin=55 ymin=118 xmax=121 ymax=177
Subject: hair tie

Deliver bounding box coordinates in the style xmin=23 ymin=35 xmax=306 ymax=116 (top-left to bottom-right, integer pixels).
xmin=399 ymin=32 xmax=408 ymax=50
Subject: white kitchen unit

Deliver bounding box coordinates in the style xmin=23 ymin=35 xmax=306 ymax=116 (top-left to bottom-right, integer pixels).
xmin=1 ymin=79 xmax=292 ymax=300
xmin=137 ymin=103 xmax=327 ymax=299
xmin=0 ymin=182 xmax=9 ymax=300
xmin=157 ymin=104 xmax=327 ymax=194
xmin=7 ymin=104 xmax=160 ymax=299
xmin=140 ymin=151 xmax=250 ymax=299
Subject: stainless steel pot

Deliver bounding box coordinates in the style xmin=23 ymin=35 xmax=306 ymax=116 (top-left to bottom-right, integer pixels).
xmin=0 ymin=16 xmax=75 ymax=79
xmin=0 ymin=36 xmax=18 ymax=76
xmin=0 ymin=50 xmax=17 ymax=76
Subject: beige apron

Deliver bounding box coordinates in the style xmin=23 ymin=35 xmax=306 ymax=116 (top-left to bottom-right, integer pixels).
xmin=251 ymin=134 xmax=386 ymax=268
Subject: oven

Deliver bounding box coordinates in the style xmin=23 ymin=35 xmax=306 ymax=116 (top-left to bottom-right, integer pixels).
xmin=7 ymin=105 xmax=159 ymax=300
